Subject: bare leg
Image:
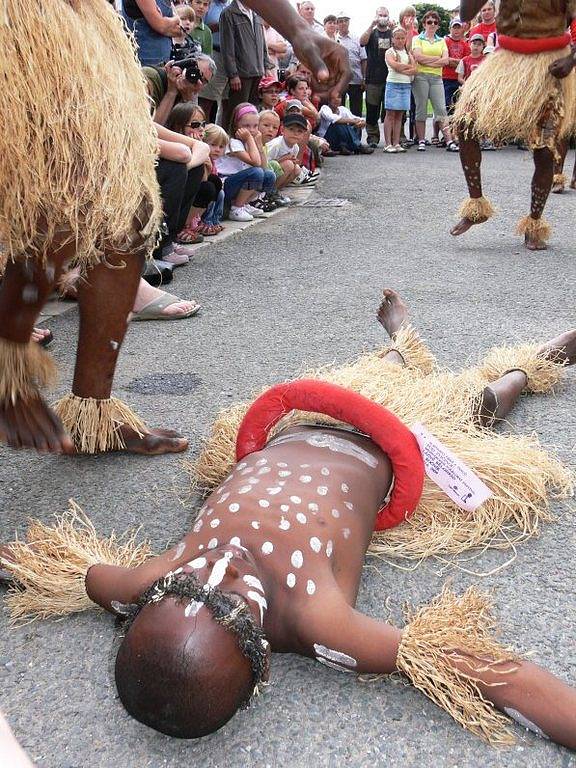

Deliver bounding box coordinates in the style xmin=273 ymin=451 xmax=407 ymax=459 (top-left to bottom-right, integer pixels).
xmin=73 ymin=250 xmax=188 ymax=454
xmin=376 ymin=289 xmax=408 ymax=366
xmin=524 ymin=147 xmax=554 ymax=251
xmin=552 ymin=138 xmax=568 ymax=193
xmin=450 ymin=129 xmax=487 ymax=236
xmin=0 ymin=242 xmax=75 ymax=452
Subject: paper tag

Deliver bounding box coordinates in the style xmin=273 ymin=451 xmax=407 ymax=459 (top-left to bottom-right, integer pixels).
xmin=411 ymin=423 xmax=492 ymax=512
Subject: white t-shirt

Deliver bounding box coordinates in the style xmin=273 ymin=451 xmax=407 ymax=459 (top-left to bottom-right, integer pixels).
xmin=215 ymin=138 xmax=251 ymax=176
xmin=385 ymin=48 xmax=412 ymax=84
xmin=266 ymin=135 xmax=299 ymax=160
xmin=318 ymin=104 xmax=355 ymax=138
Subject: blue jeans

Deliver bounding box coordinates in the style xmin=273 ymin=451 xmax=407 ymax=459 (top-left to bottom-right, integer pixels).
xmin=223 ymin=167 xmax=276 ymax=204
xmin=324 ymin=123 xmax=361 ymax=153
xmin=202 ymin=190 xmax=225 ymax=225
xmin=443 ymin=78 xmax=460 ymax=114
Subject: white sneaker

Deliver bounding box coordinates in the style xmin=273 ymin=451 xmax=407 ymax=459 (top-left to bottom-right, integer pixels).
xmin=383 ymin=145 xmax=397 ymax=153
xmin=228 ymin=206 xmax=254 ymax=222
xmin=290 ymin=168 xmax=315 ymax=186
xmin=394 ymin=144 xmax=407 ymax=153
xmin=244 ymin=204 xmax=266 ymax=218
xmin=162 ymin=245 xmax=191 ymax=266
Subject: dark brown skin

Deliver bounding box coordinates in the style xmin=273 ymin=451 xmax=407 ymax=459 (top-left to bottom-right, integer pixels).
xmin=86 ymin=290 xmax=576 ymax=749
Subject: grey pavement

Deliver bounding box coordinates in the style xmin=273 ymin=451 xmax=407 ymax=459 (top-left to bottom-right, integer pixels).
xmin=2 ymin=146 xmax=576 ymax=768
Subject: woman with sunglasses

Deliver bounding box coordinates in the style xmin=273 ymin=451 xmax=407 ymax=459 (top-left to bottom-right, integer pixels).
xmin=166 ymin=104 xmax=224 ymax=237
xmin=411 ymin=11 xmax=459 ymax=152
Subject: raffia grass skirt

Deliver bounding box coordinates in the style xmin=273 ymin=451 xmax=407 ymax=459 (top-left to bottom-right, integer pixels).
xmin=0 ymin=0 xmax=162 ymax=268
xmin=187 ymin=328 xmax=573 ymax=562
xmin=453 ymin=47 xmax=576 ymax=149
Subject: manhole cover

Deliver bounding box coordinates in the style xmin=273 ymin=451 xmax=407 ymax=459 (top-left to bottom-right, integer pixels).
xmin=300 ymin=197 xmax=349 ymax=208
xmin=126 ymin=372 xmax=201 ymax=395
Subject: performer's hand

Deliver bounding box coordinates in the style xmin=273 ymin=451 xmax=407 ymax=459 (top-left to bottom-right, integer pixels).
xmin=289 ymin=28 xmax=351 ymax=99
xmin=549 ymin=52 xmax=575 ymax=79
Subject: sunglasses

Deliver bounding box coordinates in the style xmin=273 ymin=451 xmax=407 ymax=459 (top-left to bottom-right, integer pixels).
xmin=426 ymin=19 xmax=439 ymax=25
xmin=186 ymin=120 xmax=206 ymax=129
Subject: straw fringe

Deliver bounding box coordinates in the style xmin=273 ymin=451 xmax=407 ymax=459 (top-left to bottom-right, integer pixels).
xmin=457 ymin=196 xmax=495 ymax=223
xmin=0 ymin=338 xmax=57 ymax=403
xmin=0 ymin=0 xmax=162 ymax=267
xmin=397 ymin=585 xmax=518 ymax=745
xmin=553 ymin=173 xmax=567 ymax=186
xmin=2 ymin=501 xmax=152 ymax=623
xmin=189 ymin=341 xmax=573 ymax=560
xmin=453 ymin=47 xmax=576 ymax=147
xmin=53 ymin=394 xmax=147 ymax=453
xmin=387 ymin=325 xmax=436 ymax=374
xmin=479 ymin=343 xmax=563 ymax=394
xmin=516 ymin=216 xmax=552 ymax=242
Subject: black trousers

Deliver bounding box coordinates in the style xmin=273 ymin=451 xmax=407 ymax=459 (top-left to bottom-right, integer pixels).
xmin=154 ymin=159 xmax=204 ymax=256
xmin=344 ymin=83 xmax=364 ymax=118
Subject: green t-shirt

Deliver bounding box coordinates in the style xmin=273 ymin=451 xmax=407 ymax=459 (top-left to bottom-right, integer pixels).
xmin=191 ymin=21 xmax=213 ymax=55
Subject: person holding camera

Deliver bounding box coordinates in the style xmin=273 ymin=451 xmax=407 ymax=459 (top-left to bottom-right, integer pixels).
xmin=359 ymin=7 xmax=394 ymax=147
xmin=144 ymin=53 xmax=216 ymax=125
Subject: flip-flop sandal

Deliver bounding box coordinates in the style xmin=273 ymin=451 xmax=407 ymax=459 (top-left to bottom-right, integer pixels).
xmin=176 ymin=228 xmax=204 ymax=244
xmin=131 ymin=292 xmax=201 ymax=321
xmin=33 ymin=329 xmax=54 ymax=348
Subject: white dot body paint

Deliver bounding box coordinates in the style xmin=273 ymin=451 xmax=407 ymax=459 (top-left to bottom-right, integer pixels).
xmin=279 ymin=516 xmax=290 ymax=530
xmin=317 ymin=486 xmax=328 ymax=496
xmin=189 ymin=556 xmax=207 ymax=569
xmin=237 ymin=462 xmax=248 ymax=471
xmin=504 ymin=708 xmax=549 ymax=739
xmin=229 ymin=502 xmax=240 ymax=513
xmin=218 ymin=492 xmax=230 ymax=503
xmin=185 ymin=600 xmax=204 ymax=618
xmin=198 ymin=544 xmax=204 ymax=550
xmin=291 ymin=550 xmax=304 ymax=568
xmin=313 ymin=643 xmax=357 ymax=669
xmin=344 ymin=501 xmax=354 ymax=511
xmin=296 ymin=512 xmax=307 ymax=524
xmin=300 ymin=464 xmax=310 ymax=468
xmin=229 ymin=536 xmax=241 ymax=547
xmin=343 ymin=528 xmax=351 ymax=539
xmin=308 ymin=502 xmax=319 ymax=513
xmin=259 ymin=499 xmax=270 ymax=508
xmin=238 ymin=485 xmax=252 ymax=494
xmin=210 ymin=518 xmax=221 ymax=528
xmin=321 ymin=467 xmax=330 ymax=476
xmin=206 ymin=551 xmax=234 ymax=588
xmin=341 ymin=483 xmax=349 ymax=493
xmin=310 ymin=537 xmax=322 ymax=553
xmin=286 ymin=573 xmax=296 ymax=588
xmin=110 ymin=340 xmax=119 ymax=351
xmin=290 ymin=495 xmax=302 ymax=504
xmin=277 ymin=462 xmax=288 ymax=468
xmin=247 ymin=590 xmax=267 ymax=623
xmin=251 ymin=521 xmax=260 ymax=529
xmin=299 ymin=475 xmax=312 ymax=483
xmin=248 ymin=477 xmax=259 ymax=485
xmin=208 ymin=538 xmax=218 ymax=549
xmin=307 ymin=433 xmax=378 ymax=467
xmin=306 ymin=580 xmax=316 ymax=595
xmin=240 ymin=467 xmax=254 ymax=475
xmin=280 ymin=504 xmax=290 ymax=512
xmin=331 ymin=509 xmax=340 ymax=518
xmin=267 ymin=487 xmax=282 ymax=495
xmin=261 ymin=541 xmax=274 ymax=555
xmin=243 ymin=575 xmax=265 ymax=593
xmin=278 ymin=470 xmax=291 ymax=478
xmin=326 ymin=540 xmax=333 ymax=557
xmin=257 ymin=466 xmax=272 ymax=475
xmin=193 ymin=519 xmax=203 ymax=533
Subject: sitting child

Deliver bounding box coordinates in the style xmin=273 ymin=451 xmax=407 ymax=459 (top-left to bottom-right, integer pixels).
xmin=200 ymin=123 xmax=228 ymax=235
xmin=215 ymin=103 xmax=276 ymax=222
xmin=318 ymin=93 xmax=373 ymax=155
xmin=258 ymin=76 xmax=283 ymax=111
xmin=258 ymin=110 xmax=297 ymax=208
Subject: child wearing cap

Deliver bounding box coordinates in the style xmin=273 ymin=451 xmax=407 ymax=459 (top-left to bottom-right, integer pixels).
xmin=457 ymin=34 xmax=487 ymax=84
xmin=443 ymin=19 xmax=470 ymax=113
xmin=259 ymin=77 xmax=283 ymax=110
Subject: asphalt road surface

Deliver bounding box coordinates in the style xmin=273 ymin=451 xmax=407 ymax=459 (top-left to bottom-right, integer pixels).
xmin=2 ymin=145 xmax=576 ymax=768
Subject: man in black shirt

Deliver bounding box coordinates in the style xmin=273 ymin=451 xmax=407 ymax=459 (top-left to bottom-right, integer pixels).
xmin=359 ymin=7 xmax=393 ymax=147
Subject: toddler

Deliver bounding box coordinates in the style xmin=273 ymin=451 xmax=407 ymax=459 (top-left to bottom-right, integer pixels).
xmin=258 ymin=110 xmax=297 ymax=208
xmin=199 ymin=123 xmax=228 ymax=234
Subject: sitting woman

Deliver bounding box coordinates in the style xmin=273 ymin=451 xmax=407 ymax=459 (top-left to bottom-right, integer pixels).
xmin=318 ymin=94 xmax=373 ymax=155
xmin=275 ymin=75 xmax=320 ymax=131
xmin=166 ymin=104 xmax=223 ymax=238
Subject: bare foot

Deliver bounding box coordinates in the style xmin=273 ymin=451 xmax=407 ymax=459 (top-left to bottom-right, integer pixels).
xmin=377 ymin=289 xmax=408 ymax=338
xmin=0 ymin=394 xmax=74 ymax=453
xmin=31 ymin=328 xmax=53 ymax=347
xmin=118 ymin=425 xmax=189 ymax=455
xmin=551 ymin=182 xmax=565 ymax=194
xmin=450 ymin=216 xmax=488 ymax=236
xmin=538 ymin=330 xmax=576 ymax=365
xmin=524 ymin=232 xmax=548 ymax=251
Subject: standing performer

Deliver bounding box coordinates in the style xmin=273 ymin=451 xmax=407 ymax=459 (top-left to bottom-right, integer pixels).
xmin=450 ymin=0 xmax=576 ymax=250
xmin=0 ymin=0 xmax=349 ymax=456
xmin=3 ymin=291 xmax=576 ymax=747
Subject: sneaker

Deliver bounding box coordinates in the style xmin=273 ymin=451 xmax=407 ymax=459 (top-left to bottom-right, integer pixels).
xmin=308 ymin=168 xmax=321 ymax=178
xmin=358 ymin=144 xmax=374 ymax=154
xmin=384 ymin=145 xmax=397 ymax=153
xmin=228 ymin=206 xmax=254 ymax=222
xmin=417 ymin=141 xmax=426 ymax=152
xmin=162 ymin=246 xmax=190 ymax=267
xmin=394 ymin=144 xmax=407 ymax=153
xmin=271 ymin=192 xmax=292 ymax=206
xmin=446 ymin=141 xmax=459 ymax=152
xmin=244 ymin=203 xmax=266 ymax=218
xmin=291 ymin=169 xmax=317 ymax=186
xmin=367 ymin=140 xmax=379 ymax=149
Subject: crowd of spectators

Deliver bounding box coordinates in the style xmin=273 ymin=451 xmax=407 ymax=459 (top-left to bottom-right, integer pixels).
xmin=95 ymin=0 xmax=498 ymax=321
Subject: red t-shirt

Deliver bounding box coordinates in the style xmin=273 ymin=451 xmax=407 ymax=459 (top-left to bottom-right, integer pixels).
xmin=443 ymin=35 xmax=471 ymax=80
xmin=468 ymin=21 xmax=496 ymax=41
xmin=460 ymin=53 xmax=486 ymax=81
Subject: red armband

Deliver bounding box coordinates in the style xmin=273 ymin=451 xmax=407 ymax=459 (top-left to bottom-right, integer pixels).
xmin=236 ymin=379 xmax=425 ymax=531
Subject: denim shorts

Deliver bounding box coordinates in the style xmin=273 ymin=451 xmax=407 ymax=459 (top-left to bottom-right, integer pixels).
xmin=385 ymin=81 xmax=412 ymax=112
